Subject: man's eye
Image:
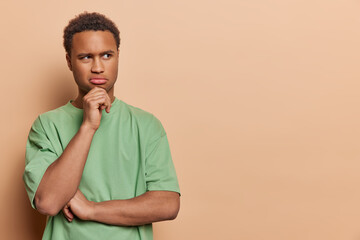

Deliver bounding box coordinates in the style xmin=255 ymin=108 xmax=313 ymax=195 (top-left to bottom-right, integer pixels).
xmin=103 ymin=54 xmax=112 ymax=59
xmin=79 ymin=56 xmax=91 ymax=60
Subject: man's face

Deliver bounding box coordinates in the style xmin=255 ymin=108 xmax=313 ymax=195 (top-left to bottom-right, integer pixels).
xmin=66 ymin=30 xmax=119 ymax=95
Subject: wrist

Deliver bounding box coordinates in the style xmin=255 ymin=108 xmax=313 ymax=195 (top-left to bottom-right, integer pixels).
xmin=80 ymin=123 xmax=98 ymax=134
xmin=88 ymin=201 xmax=97 ymax=221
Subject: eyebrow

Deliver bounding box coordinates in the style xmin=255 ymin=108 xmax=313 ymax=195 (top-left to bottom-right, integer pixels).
xmin=76 ymin=50 xmax=116 ymax=58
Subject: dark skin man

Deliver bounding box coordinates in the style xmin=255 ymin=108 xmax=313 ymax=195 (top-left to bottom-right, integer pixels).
xmin=34 ymin=30 xmax=180 ymax=226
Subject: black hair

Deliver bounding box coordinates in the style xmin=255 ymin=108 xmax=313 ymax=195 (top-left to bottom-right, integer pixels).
xmin=63 ymin=12 xmax=120 ymax=55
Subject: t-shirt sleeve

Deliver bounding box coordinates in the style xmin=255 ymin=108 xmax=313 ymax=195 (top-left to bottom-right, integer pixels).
xmin=145 ymin=116 xmax=180 ymax=195
xmin=23 ymin=116 xmax=59 ymax=209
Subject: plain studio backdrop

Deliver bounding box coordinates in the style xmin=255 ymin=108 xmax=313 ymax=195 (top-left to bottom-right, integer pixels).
xmin=1 ymin=1 xmax=360 ymax=239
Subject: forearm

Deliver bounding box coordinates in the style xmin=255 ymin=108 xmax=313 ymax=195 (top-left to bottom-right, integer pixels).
xmin=89 ymin=191 xmax=180 ymax=226
xmin=35 ymin=124 xmax=96 ymax=215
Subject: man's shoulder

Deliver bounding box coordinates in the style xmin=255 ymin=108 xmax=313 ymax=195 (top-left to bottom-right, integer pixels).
xmin=33 ymin=101 xmax=75 ymax=130
xmin=38 ymin=102 xmax=69 ymax=119
xmin=120 ymin=99 xmax=154 ymax=119
xmin=119 ymin=99 xmax=166 ymax=136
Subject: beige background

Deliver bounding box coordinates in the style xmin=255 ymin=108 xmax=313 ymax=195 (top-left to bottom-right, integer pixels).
xmin=1 ymin=0 xmax=360 ymax=239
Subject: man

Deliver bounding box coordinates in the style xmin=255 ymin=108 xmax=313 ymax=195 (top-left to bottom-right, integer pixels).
xmin=23 ymin=12 xmax=180 ymax=239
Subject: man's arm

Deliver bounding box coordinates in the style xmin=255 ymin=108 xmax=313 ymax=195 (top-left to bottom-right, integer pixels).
xmin=63 ymin=190 xmax=180 ymax=226
xmin=34 ymin=88 xmax=112 ymax=216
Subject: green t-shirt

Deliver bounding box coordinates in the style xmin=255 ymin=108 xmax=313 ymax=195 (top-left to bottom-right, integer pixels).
xmin=23 ymin=97 xmax=180 ymax=240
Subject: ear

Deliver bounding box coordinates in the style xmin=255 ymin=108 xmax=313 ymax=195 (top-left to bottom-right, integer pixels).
xmin=66 ymin=54 xmax=72 ymax=71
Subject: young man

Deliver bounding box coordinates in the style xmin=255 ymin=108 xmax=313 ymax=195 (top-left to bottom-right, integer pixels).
xmin=23 ymin=12 xmax=180 ymax=239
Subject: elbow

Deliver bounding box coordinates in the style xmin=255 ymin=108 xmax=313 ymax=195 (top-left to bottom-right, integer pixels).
xmin=164 ymin=197 xmax=180 ymax=221
xmin=167 ymin=209 xmax=179 ymax=221
xmin=169 ymin=204 xmax=180 ymax=220
xmin=34 ymin=195 xmax=61 ymax=216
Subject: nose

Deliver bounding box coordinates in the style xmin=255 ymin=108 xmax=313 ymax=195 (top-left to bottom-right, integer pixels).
xmin=91 ymin=57 xmax=104 ymax=73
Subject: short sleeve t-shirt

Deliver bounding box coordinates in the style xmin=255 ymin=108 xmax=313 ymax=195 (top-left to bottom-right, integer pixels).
xmin=23 ymin=97 xmax=180 ymax=240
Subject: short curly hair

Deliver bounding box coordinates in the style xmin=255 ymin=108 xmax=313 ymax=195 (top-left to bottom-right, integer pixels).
xmin=63 ymin=12 xmax=120 ymax=55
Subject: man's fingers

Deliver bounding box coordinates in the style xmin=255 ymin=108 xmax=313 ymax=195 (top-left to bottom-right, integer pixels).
xmin=86 ymin=87 xmax=108 ymax=98
xmin=95 ymin=90 xmax=112 ymax=113
xmin=85 ymin=96 xmax=109 ymax=110
xmin=87 ymin=86 xmax=107 ymax=95
xmin=106 ymin=105 xmax=111 ymax=113
xmin=90 ymin=87 xmax=112 ymax=110
xmin=87 ymin=95 xmax=112 ymax=113
xmin=86 ymin=95 xmax=107 ymax=104
xmin=63 ymin=205 xmax=74 ymax=222
xmin=64 ymin=209 xmax=73 ymax=221
xmin=105 ymin=94 xmax=112 ymax=113
xmin=83 ymin=87 xmax=112 ymax=113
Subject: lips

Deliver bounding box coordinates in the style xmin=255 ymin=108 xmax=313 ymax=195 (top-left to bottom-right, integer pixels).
xmin=90 ymin=78 xmax=107 ymax=85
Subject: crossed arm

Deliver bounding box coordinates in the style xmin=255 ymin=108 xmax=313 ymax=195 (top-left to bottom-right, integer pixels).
xmin=63 ymin=190 xmax=180 ymax=226
xmin=35 ymin=123 xmax=180 ymax=225
xmin=34 ymin=88 xmax=180 ymax=226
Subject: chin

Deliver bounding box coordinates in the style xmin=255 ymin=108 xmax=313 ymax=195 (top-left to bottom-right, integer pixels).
xmin=89 ymin=85 xmax=107 ymax=91
xmin=81 ymin=84 xmax=113 ymax=94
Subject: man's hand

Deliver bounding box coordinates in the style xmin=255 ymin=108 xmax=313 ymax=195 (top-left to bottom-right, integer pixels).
xmin=62 ymin=189 xmax=94 ymax=222
xmin=82 ymin=87 xmax=112 ymax=131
